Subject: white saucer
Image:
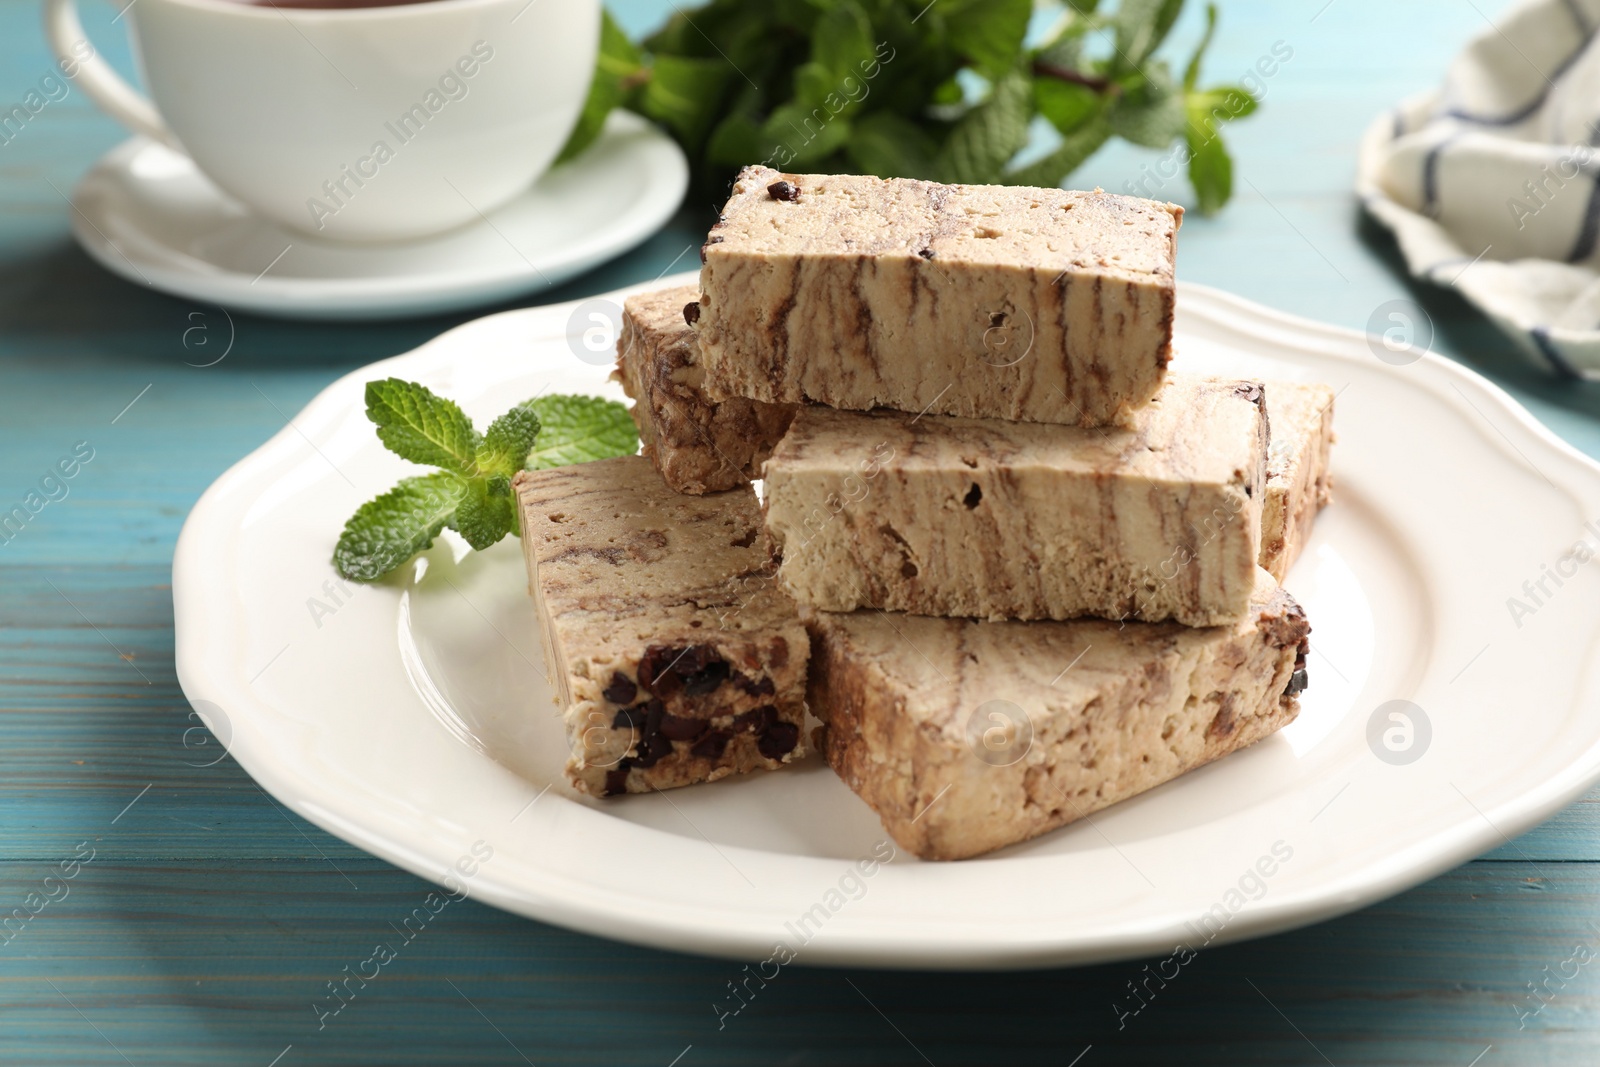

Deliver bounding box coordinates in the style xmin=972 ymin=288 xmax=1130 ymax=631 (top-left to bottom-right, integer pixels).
xmin=69 ymin=112 xmax=688 ymax=321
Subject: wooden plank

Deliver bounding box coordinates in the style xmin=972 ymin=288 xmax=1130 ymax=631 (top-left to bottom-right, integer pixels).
xmin=0 ymin=858 xmax=1593 ymax=1065
xmin=0 ymin=562 xmax=367 ymax=862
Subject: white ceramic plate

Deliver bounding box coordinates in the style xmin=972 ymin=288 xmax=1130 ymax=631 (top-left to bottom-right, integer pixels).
xmin=173 ymin=274 xmax=1600 ymax=969
xmin=70 ymin=112 xmax=687 ymax=321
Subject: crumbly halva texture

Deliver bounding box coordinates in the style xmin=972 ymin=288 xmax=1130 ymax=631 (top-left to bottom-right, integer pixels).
xmin=763 ymin=375 xmax=1267 ymax=627
xmin=514 ymin=457 xmax=809 ymax=797
xmin=616 ymin=286 xmax=797 ymax=495
xmin=1259 ymin=381 xmax=1336 ymax=580
xmin=693 ymin=166 xmax=1182 ymax=428
xmin=808 ymin=571 xmax=1311 ymax=861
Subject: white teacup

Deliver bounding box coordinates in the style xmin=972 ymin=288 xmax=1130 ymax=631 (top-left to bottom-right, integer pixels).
xmin=45 ymin=0 xmax=599 ymax=241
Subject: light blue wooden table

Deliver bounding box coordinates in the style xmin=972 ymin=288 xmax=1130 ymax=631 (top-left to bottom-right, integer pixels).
xmin=5 ymin=0 xmax=1600 ymax=1062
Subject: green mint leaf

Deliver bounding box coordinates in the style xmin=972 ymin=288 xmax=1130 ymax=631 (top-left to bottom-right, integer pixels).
xmin=555 ymin=8 xmax=645 ymax=166
xmin=707 ymin=109 xmax=771 ymax=168
xmin=1110 ymin=96 xmax=1187 ymax=147
xmin=1183 ymin=2 xmax=1219 ymax=90
xmin=1186 ymin=118 xmax=1233 ymax=214
xmin=1109 ymin=66 xmax=1187 ymax=148
xmin=794 ymin=63 xmax=839 ymax=111
xmin=525 ymin=395 xmax=638 ymax=470
xmin=1035 ymin=17 xmax=1092 ymax=72
xmin=643 ymin=0 xmax=792 ymax=63
xmin=1115 ymin=0 xmax=1186 ymax=67
xmin=1190 ymin=85 xmax=1258 ymax=123
xmin=365 ymin=378 xmax=481 ymax=475
xmin=1034 ymin=78 xmax=1101 ymax=136
xmin=1004 ymin=114 xmax=1111 ymax=187
xmin=931 ymin=76 xmax=965 ymax=107
xmin=639 ymin=3 xmax=700 ymax=54
xmin=640 ymin=54 xmax=735 ymax=150
xmin=476 ymin=400 xmax=543 ymax=478
xmin=762 ymin=103 xmax=853 ymax=167
xmin=941 ymin=0 xmax=1032 ymax=82
xmin=847 ymin=112 xmax=939 ymax=178
xmin=334 ymin=472 xmax=466 ymax=582
xmin=935 ymin=68 xmax=1032 ymax=185
xmin=806 ymin=1 xmax=875 ymax=107
xmin=449 ymin=475 xmax=516 ymax=552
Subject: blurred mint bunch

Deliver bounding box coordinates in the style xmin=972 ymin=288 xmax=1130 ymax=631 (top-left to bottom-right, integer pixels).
xmin=557 ymin=0 xmax=1258 ymax=213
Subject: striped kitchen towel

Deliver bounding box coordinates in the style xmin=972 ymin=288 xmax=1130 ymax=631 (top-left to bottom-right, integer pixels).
xmin=1357 ymin=0 xmax=1600 ymax=377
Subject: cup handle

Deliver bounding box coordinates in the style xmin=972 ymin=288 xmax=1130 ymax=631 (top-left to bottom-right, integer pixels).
xmin=43 ymin=0 xmax=182 ymax=149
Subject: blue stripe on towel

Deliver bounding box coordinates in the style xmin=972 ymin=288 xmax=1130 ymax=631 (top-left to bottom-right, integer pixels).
xmin=1443 ymin=13 xmax=1598 ymax=126
xmin=1532 ymin=326 xmax=1584 ymax=378
xmin=1422 ymin=134 xmax=1459 ymax=218
xmin=1570 ymin=169 xmax=1600 ymax=262
xmin=1423 ymin=254 xmax=1476 ymax=280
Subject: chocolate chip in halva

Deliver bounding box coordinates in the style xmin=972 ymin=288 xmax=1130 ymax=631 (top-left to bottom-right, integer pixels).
xmin=660 ymin=713 xmax=709 ymax=742
xmin=767 ymin=180 xmax=800 ymax=202
xmin=682 ymin=660 xmax=729 ymax=696
xmin=602 ymin=671 xmax=637 ymax=706
xmin=735 ymin=705 xmax=777 ymax=734
xmin=638 ymin=643 xmax=730 ymax=698
xmin=624 ymin=700 xmax=673 ymax=769
xmin=735 ymin=674 xmax=775 ymax=698
xmin=757 ymin=721 xmax=800 ymax=759
xmin=683 ymin=301 xmax=701 ymax=326
xmin=691 ymin=729 xmax=732 ymax=760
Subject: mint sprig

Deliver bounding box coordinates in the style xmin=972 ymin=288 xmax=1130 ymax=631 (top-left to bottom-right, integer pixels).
xmin=334 ymin=382 xmax=637 ymax=581
xmin=555 ymin=0 xmax=1259 ymax=215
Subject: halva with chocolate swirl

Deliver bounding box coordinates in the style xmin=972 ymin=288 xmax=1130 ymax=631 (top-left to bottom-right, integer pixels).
xmin=808 ymin=570 xmax=1311 ymax=861
xmin=691 ymin=165 xmax=1182 ymax=428
xmin=614 ymin=285 xmax=797 ymax=496
xmin=763 ymin=375 xmax=1268 ymax=627
xmin=1260 ymin=381 xmax=1336 ymax=581
xmin=513 ymin=456 xmax=808 ymax=797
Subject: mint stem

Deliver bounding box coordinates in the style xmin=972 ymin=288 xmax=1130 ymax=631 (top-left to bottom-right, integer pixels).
xmin=1031 ymin=61 xmax=1113 ymax=94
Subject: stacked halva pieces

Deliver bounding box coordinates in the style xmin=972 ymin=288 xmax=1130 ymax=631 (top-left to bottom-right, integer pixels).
xmin=517 ymin=165 xmax=1334 ymax=860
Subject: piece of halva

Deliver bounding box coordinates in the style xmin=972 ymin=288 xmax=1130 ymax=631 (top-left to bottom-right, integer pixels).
xmin=616 ymin=285 xmax=796 ymax=495
xmin=763 ymin=375 xmax=1268 ymax=627
xmin=693 ymin=166 xmax=1182 ymax=428
xmin=514 ymin=457 xmax=808 ymax=796
xmin=808 ymin=571 xmax=1310 ymax=860
xmin=1260 ymin=381 xmax=1335 ymax=580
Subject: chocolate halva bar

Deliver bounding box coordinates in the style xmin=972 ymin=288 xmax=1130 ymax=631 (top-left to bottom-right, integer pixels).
xmin=692 ymin=166 xmax=1182 ymax=428
xmin=616 ymin=285 xmax=796 ymax=495
xmin=514 ymin=457 xmax=808 ymax=796
xmin=808 ymin=571 xmax=1311 ymax=860
xmin=763 ymin=375 xmax=1268 ymax=627
xmin=1260 ymin=381 xmax=1335 ymax=580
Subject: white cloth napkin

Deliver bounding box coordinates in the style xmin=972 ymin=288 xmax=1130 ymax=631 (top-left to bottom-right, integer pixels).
xmin=1357 ymin=0 xmax=1600 ymax=377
